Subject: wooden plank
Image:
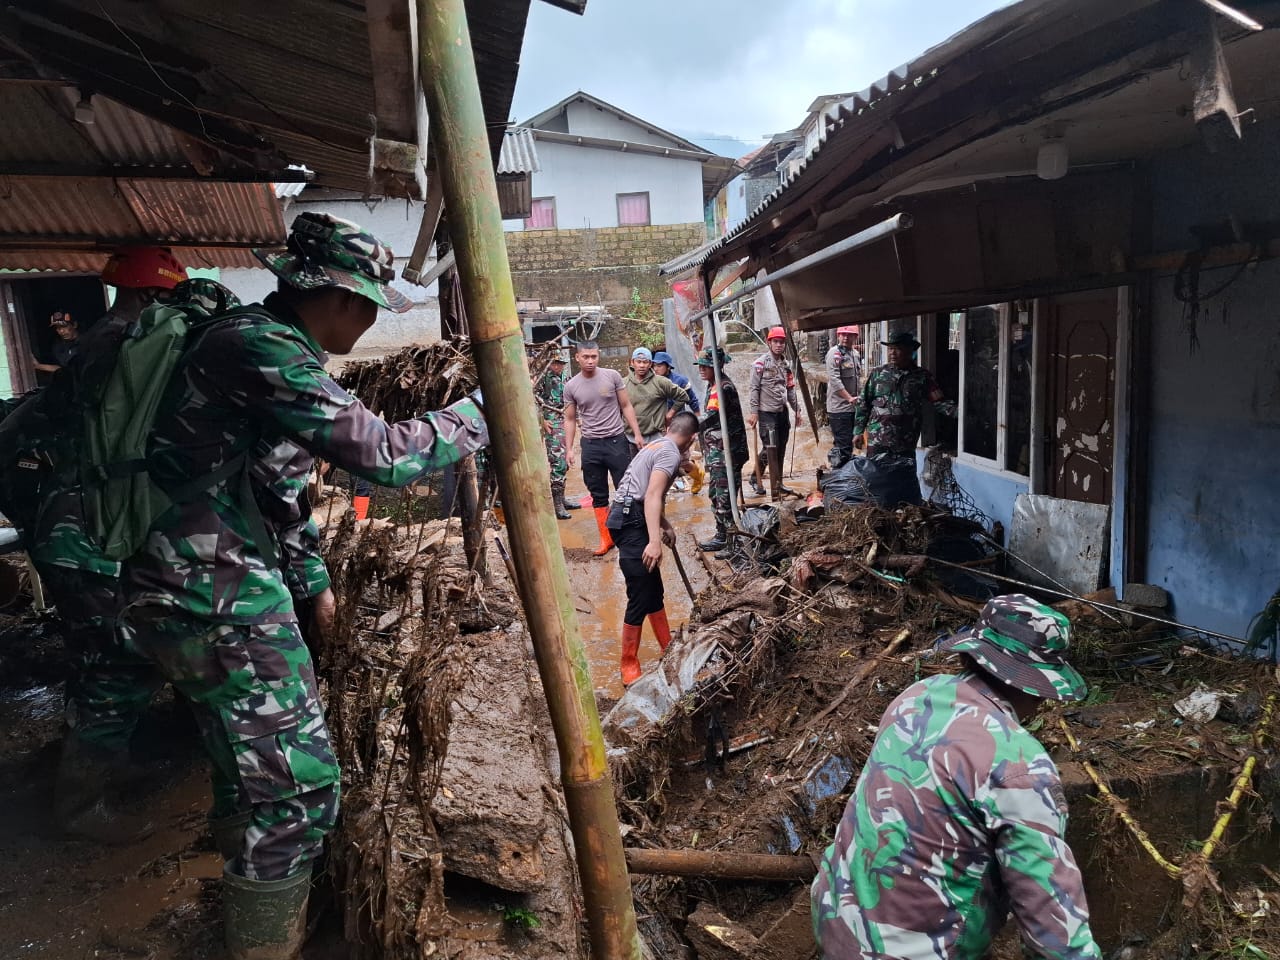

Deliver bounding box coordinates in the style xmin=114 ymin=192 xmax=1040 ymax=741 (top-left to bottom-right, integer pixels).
xmin=709 ymin=259 xmax=750 ymax=299
xmin=1188 ymin=6 xmax=1243 ymax=151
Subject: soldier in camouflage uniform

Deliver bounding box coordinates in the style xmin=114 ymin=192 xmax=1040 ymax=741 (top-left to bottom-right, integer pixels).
xmin=812 ymin=594 xmax=1103 ymax=960
xmin=0 ymin=248 xmax=188 ymax=845
xmin=853 ymin=330 xmax=955 ymax=457
xmin=534 ymin=349 xmax=578 ymax=519
xmin=119 ymin=213 xmax=488 ymax=959
xmin=692 ymin=348 xmax=747 ymax=553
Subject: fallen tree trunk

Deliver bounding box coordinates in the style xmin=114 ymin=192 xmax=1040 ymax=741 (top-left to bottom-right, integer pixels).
xmin=624 ymin=847 xmax=816 ymax=881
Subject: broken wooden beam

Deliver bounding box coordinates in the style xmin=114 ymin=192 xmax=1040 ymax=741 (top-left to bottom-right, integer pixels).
xmin=624 ymin=848 xmax=817 ymax=881
xmin=1188 ymin=6 xmax=1243 ymax=151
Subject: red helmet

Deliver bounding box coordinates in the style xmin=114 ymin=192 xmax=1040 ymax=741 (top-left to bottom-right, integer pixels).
xmin=836 ymin=325 xmax=858 ymax=336
xmin=100 ymin=246 xmax=186 ymax=290
xmin=767 ymin=325 xmax=786 ymax=341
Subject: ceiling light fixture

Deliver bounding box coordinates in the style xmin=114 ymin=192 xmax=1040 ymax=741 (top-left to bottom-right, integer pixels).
xmin=74 ymin=90 xmax=95 ymax=125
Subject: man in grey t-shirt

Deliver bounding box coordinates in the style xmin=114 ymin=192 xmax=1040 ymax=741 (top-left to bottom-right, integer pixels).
xmin=563 ymin=340 xmax=645 ymax=556
xmin=825 ymin=325 xmax=863 ymax=467
xmin=605 ymin=412 xmax=698 ymax=684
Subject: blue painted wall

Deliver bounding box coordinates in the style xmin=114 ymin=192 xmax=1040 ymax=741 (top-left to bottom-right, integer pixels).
xmin=919 ymin=452 xmax=1029 ymax=539
xmin=1141 ymin=124 xmax=1280 ymax=645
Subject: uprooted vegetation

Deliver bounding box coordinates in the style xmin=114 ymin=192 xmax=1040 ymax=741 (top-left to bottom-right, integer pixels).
xmin=604 ymin=499 xmax=1280 ymax=959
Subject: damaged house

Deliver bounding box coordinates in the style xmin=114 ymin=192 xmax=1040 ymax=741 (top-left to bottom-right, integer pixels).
xmin=678 ymin=0 xmax=1280 ymax=649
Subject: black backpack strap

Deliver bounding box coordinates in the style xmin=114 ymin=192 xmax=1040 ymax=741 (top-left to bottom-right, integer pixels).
xmin=168 ymin=451 xmax=282 ymax=571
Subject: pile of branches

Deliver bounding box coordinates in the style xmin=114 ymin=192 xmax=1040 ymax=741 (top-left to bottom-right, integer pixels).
xmin=337 ymin=338 xmax=567 ymax=421
xmin=338 ymin=339 xmax=477 ymax=421
xmin=320 ymin=513 xmax=490 ymax=957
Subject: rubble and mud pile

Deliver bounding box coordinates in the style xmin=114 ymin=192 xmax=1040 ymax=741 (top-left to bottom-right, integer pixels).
xmin=604 ymin=499 xmax=1280 ymax=960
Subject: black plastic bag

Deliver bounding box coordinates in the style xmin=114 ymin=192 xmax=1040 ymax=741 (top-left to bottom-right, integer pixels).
xmin=819 ymin=452 xmax=922 ymax=507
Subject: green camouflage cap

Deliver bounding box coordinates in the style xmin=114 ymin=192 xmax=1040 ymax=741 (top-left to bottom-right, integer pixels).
xmin=254 ymin=212 xmax=412 ymax=313
xmin=939 ymin=593 xmax=1088 ymax=701
xmin=692 ymin=346 xmax=730 ymax=368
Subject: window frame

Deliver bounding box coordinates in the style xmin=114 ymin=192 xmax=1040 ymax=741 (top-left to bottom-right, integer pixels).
xmin=525 ymin=196 xmax=557 ymax=230
xmin=615 ymin=191 xmax=651 ymax=227
xmin=954 ymin=302 xmax=1038 ymax=481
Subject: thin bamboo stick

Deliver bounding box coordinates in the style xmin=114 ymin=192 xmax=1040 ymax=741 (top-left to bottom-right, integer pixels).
xmin=1059 ymin=719 xmax=1183 ymax=878
xmin=1199 ymin=692 xmax=1275 ymax=862
xmin=417 ymin=6 xmax=641 ymax=958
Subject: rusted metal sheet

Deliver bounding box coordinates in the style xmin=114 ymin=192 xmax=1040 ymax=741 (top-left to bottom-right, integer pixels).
xmin=0 ymin=176 xmax=282 ymax=268
xmin=0 ymin=248 xmax=262 ymax=271
xmin=1008 ymin=494 xmax=1111 ymax=596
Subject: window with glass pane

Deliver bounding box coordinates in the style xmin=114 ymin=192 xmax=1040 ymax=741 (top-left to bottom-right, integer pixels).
xmin=617 ymin=192 xmax=651 ymax=226
xmin=962 ymin=306 xmax=999 ymax=461
xmin=526 ymin=197 xmax=556 ymax=230
xmin=1005 ymin=307 xmax=1034 ymax=475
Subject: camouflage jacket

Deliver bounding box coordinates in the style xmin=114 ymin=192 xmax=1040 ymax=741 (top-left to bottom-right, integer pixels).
xmin=812 ymin=671 xmax=1102 ymax=960
xmin=698 ymin=374 xmax=748 ymax=464
xmin=125 ymin=293 xmax=488 ymax=624
xmin=534 ymin=367 xmax=566 ymax=423
xmin=853 ymin=364 xmax=955 ymax=455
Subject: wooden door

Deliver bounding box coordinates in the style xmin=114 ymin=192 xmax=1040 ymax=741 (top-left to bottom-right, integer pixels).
xmin=1044 ymin=292 xmax=1117 ymax=504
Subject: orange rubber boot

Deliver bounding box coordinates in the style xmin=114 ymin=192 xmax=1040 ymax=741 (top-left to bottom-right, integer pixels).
xmin=648 ymin=608 xmax=672 ymax=652
xmin=620 ymin=623 xmax=643 ymax=685
xmin=353 ymin=495 xmax=371 ymax=520
xmin=592 ymin=506 xmax=615 ymax=556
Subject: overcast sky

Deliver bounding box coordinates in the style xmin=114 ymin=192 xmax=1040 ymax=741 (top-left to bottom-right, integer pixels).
xmin=511 ymin=0 xmax=1012 ymax=157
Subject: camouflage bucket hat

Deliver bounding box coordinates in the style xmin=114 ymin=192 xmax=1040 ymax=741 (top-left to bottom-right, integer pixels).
xmin=939 ymin=593 xmax=1088 ymax=702
xmin=693 ymin=346 xmax=730 ymax=368
xmin=254 ymin=212 xmax=412 ymax=314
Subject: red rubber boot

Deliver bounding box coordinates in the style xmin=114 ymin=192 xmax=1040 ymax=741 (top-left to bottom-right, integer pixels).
xmin=592 ymin=506 xmax=615 ymax=556
xmin=620 ymin=623 xmax=643 ymax=685
xmin=648 ymin=608 xmax=672 ymax=652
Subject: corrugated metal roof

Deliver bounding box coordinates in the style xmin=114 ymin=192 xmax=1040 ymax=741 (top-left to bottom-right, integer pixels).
xmin=0 ymin=177 xmax=284 ymax=257
xmin=498 ymin=127 xmax=540 ymax=175
xmin=688 ymin=0 xmax=1195 ymax=274
xmin=0 ymin=247 xmax=262 ymax=272
xmin=4 ymin=0 xmax=550 ymax=196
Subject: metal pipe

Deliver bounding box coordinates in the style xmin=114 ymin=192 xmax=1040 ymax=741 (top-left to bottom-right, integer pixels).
xmin=624 ymin=847 xmax=816 ymax=881
xmin=682 ymin=213 xmax=913 ymax=329
xmin=701 ymin=277 xmax=742 ymax=527
xmin=925 ymin=557 xmax=1249 ymax=645
xmin=417 ymin=5 xmax=642 ymax=958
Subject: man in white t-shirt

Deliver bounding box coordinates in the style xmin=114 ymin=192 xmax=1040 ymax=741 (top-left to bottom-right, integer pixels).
xmin=605 ymin=412 xmax=698 ymax=684
xmin=564 ymin=340 xmax=645 ymax=556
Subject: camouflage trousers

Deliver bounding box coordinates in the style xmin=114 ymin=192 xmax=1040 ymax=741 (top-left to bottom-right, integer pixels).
xmin=121 ymin=608 xmax=340 ymax=881
xmin=543 ymin=417 xmax=568 ymax=486
xmin=38 ymin=566 xmax=160 ymax=755
xmin=704 ymin=434 xmax=733 ymax=532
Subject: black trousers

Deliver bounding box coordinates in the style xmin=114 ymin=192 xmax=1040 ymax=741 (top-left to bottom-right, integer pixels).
xmin=609 ymin=507 xmax=664 ymax=625
xmin=581 ymin=434 xmax=633 ymax=508
xmin=758 ymin=410 xmax=791 ymax=453
xmin=828 ymin=411 xmax=855 ymax=467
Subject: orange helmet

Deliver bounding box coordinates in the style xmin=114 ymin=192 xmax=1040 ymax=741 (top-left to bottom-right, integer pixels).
xmin=767 ymin=325 xmax=786 ymax=341
xmin=836 ymin=325 xmax=858 ymax=336
xmin=101 ymin=246 xmax=186 ymax=290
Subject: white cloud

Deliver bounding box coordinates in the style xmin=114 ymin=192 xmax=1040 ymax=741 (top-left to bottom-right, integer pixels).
xmin=512 ymin=0 xmax=1009 ymax=148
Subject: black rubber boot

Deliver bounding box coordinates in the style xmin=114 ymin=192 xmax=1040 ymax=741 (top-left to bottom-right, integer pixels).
xmin=551 ymin=484 xmax=570 ymax=520
xmin=223 ymin=865 xmax=311 ymax=960
xmin=55 ymin=739 xmax=155 ymax=846
xmin=210 ymin=810 xmax=253 ymax=861
xmin=699 ymin=522 xmax=728 ymax=552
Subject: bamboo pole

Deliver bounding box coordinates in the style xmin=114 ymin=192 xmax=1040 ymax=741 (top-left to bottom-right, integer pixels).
xmin=625 ymin=848 xmax=816 ymax=881
xmin=1058 ymin=719 xmax=1183 ymax=878
xmin=1198 ymin=692 xmax=1275 ymax=862
xmin=417 ymin=5 xmax=642 ymax=958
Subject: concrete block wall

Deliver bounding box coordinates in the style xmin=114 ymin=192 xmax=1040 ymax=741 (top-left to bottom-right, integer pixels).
xmin=505 ymin=222 xmax=706 ymax=310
